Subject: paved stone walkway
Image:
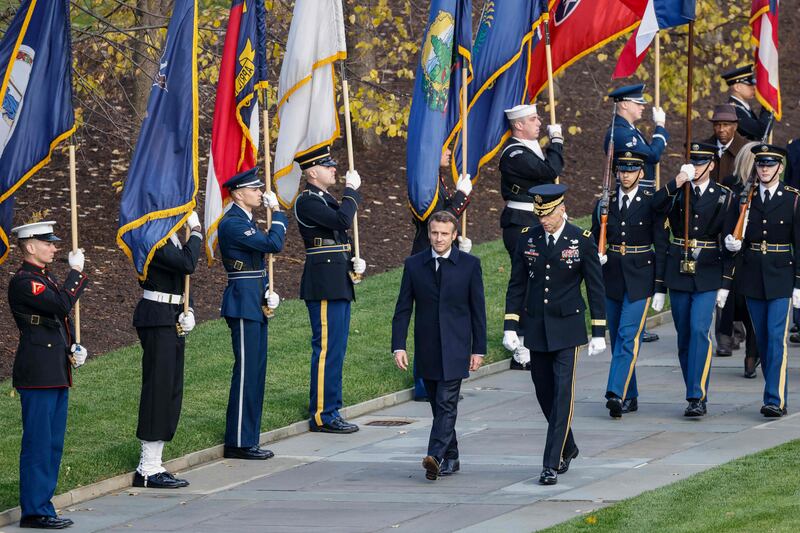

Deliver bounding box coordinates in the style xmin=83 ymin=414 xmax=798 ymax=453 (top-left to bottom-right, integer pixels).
xmin=4 ymin=321 xmax=800 ymax=533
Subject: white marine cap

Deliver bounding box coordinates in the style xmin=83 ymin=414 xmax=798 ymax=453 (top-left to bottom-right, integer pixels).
xmin=11 ymin=221 xmax=61 ymax=241
xmin=504 ymin=104 xmax=538 ymax=121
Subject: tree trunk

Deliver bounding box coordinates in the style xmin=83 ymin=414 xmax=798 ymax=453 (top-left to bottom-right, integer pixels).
xmin=132 ymin=0 xmax=173 ymax=118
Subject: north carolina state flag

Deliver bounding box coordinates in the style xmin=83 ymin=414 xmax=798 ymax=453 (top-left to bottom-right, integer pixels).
xmin=751 ymin=0 xmax=781 ymax=120
xmin=527 ymin=0 xmax=639 ymax=99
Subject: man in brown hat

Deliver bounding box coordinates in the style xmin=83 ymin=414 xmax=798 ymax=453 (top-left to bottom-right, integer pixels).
xmin=703 ymin=104 xmax=746 ymax=184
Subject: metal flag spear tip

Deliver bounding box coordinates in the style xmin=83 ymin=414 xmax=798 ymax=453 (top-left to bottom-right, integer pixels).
xmin=339 ymin=61 xmax=363 ymax=284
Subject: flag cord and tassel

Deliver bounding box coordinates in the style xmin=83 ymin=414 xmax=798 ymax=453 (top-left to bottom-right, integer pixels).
xmin=261 ymin=86 xmax=276 ymax=318
xmin=654 ymin=31 xmax=661 ymax=190
xmin=68 ymin=141 xmax=81 ymax=344
xmin=460 ymin=64 xmax=468 ymax=238
xmin=339 ymin=62 xmax=362 ymax=282
xmin=543 ymin=11 xmax=558 ymax=185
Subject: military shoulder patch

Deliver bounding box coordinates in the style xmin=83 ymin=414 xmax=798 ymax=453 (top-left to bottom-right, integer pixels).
xmin=30 ymin=281 xmax=45 ymax=296
xmin=582 ymin=230 xmax=592 ymax=238
xmin=521 ymin=227 xmax=530 ymax=234
xmin=509 ymin=150 xmax=524 ymax=158
xmin=244 ymin=228 xmax=256 ymax=236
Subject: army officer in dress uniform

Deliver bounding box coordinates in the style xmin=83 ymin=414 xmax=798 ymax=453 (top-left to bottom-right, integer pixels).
xmin=592 ymin=150 xmax=666 ymax=419
xmin=722 ymin=65 xmax=772 ymax=142
xmin=503 ymin=184 xmax=607 ymax=486
xmin=294 ymin=144 xmax=366 ymax=434
xmin=652 ymin=143 xmax=734 ymax=417
xmin=218 ymin=167 xmax=287 ymax=460
xmin=9 ymin=221 xmax=88 ymax=530
xmin=131 ymin=211 xmax=202 ymax=489
xmin=724 ymin=145 xmax=800 ymax=417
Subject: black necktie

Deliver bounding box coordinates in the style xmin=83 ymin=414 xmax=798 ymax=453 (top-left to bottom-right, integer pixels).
xmin=547 ymin=234 xmax=555 ymax=252
xmin=435 ymin=256 xmax=444 ymax=286
xmin=621 ymin=195 xmax=629 ymax=218
xmin=764 ymin=190 xmax=771 ymax=205
xmin=694 ymin=186 xmax=701 ymax=198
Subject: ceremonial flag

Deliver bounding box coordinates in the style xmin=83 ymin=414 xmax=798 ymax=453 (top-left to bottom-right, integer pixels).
xmin=406 ymin=0 xmax=472 ymax=220
xmin=117 ymin=0 xmax=198 ymax=279
xmin=527 ymin=0 xmax=639 ymax=99
xmin=273 ymin=0 xmax=346 ymax=208
xmin=204 ymin=0 xmax=268 ymax=261
xmin=613 ymin=0 xmax=696 ymax=79
xmin=751 ymin=0 xmax=781 ymax=120
xmin=448 ymin=0 xmax=547 ymax=182
xmin=0 ymin=0 xmax=75 ymax=265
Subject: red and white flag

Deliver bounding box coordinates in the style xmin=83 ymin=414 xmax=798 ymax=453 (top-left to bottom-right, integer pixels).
xmin=750 ymin=0 xmax=781 ymax=120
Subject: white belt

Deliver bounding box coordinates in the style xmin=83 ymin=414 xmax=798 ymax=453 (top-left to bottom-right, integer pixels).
xmin=506 ymin=200 xmax=534 ymax=212
xmin=142 ymin=290 xmax=184 ymax=305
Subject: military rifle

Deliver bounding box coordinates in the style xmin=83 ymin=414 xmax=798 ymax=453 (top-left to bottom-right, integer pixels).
xmin=598 ymin=103 xmax=617 ymax=255
xmin=732 ymin=113 xmax=775 ymax=240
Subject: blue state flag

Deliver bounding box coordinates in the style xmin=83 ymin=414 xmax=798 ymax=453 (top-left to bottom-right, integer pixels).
xmin=449 ymin=0 xmax=547 ymax=183
xmin=0 ymin=0 xmax=75 ymax=265
xmin=117 ymin=0 xmax=199 ymax=279
xmin=406 ymin=0 xmax=472 ymax=220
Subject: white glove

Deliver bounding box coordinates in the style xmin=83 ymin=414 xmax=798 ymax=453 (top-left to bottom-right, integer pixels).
xmin=651 ymin=292 xmax=666 ymax=312
xmin=502 ymin=330 xmax=521 ymax=352
xmin=186 ymin=210 xmax=201 ymax=231
xmin=793 ymin=289 xmax=800 ymax=309
xmin=716 ymin=288 xmax=730 ymax=309
xmin=724 ymin=234 xmax=742 ymax=252
xmin=261 ymin=190 xmax=279 ymax=210
xmin=598 ymin=253 xmax=608 ymax=266
xmin=68 ymin=249 xmax=85 ymax=272
xmin=587 ymin=337 xmax=607 ymax=357
xmin=456 ymin=173 xmax=473 ymax=196
xmin=351 ymin=257 xmax=366 ymax=275
xmin=652 ymin=106 xmax=666 ymax=126
xmin=178 ymin=310 xmax=195 ymax=333
xmin=457 ymin=236 xmax=472 ymax=253
xmin=345 ymin=170 xmax=361 ymax=190
xmin=546 ymin=124 xmax=563 ymax=140
xmin=679 ymin=163 xmax=696 ymax=182
xmin=70 ymin=344 xmax=88 ymax=368
xmin=267 ymin=291 xmax=280 ymax=310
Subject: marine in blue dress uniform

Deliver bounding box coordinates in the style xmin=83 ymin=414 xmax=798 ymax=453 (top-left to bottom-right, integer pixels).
xmin=8 ymin=221 xmax=88 ymax=530
xmin=652 ymin=143 xmax=735 ymax=417
xmin=218 ymin=168 xmax=287 ymax=459
xmin=723 ymin=144 xmax=800 ymax=417
xmin=503 ymin=184 xmax=607 ymax=486
xmin=721 ymin=65 xmax=772 ymax=142
xmin=294 ymin=144 xmax=365 ymax=434
xmin=591 ymin=150 xmax=667 ymax=418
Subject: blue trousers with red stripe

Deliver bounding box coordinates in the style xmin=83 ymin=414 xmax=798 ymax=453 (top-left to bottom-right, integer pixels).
xmin=18 ymin=387 xmax=68 ymax=519
xmin=669 ymin=289 xmax=715 ymax=401
xmin=605 ymin=294 xmax=650 ymax=401
xmin=224 ymin=317 xmax=268 ymax=448
xmin=746 ymin=297 xmax=791 ymax=409
xmin=307 ymin=300 xmax=351 ymax=427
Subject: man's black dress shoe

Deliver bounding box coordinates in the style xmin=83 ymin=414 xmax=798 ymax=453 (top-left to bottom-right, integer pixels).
xmin=622 ymin=398 xmax=638 ymax=413
xmin=133 ymin=471 xmax=189 ymax=489
xmin=790 ymin=333 xmax=800 ymax=345
xmin=310 ymin=417 xmax=359 ymax=434
xmin=19 ymin=515 xmax=73 ymax=529
xmin=539 ymin=467 xmax=558 ymax=485
xmin=744 ymin=357 xmax=760 ymax=379
xmin=510 ymin=359 xmax=530 ymax=371
xmin=223 ymin=445 xmax=275 ymax=460
xmin=558 ymin=448 xmax=579 ymax=474
xmin=606 ymin=396 xmax=623 ymax=418
xmin=422 ymin=456 xmax=442 ymax=480
xmin=761 ymin=404 xmax=787 ymax=417
xmin=684 ymin=400 xmax=706 ymax=417
xmin=715 ymin=348 xmax=732 ymax=357
xmin=641 ymin=330 xmax=659 ymax=343
xmin=791 ymin=324 xmax=799 ymax=334
xmin=440 ymin=458 xmax=460 ymax=475
xmin=413 ymin=396 xmax=429 ymax=402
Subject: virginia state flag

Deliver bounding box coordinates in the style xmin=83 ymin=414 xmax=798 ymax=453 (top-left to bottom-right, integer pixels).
xmin=204 ymin=0 xmax=267 ymax=261
xmin=0 ymin=0 xmax=75 ymax=265
xmin=117 ymin=0 xmax=198 ymax=279
xmin=751 ymin=0 xmax=781 ymax=120
xmin=448 ymin=0 xmax=546 ymax=182
xmin=406 ymin=0 xmax=472 ymax=220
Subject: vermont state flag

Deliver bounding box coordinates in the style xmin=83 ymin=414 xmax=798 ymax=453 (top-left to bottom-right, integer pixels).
xmin=117 ymin=0 xmax=198 ymax=279
xmin=0 ymin=0 xmax=76 ymax=265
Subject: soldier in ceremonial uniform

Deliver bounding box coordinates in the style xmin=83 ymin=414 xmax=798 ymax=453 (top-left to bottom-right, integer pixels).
xmin=652 ymin=143 xmax=734 ymax=417
xmin=722 ymin=65 xmax=772 ymax=142
xmin=9 ymin=221 xmax=88 ymax=529
xmin=503 ymin=184 xmax=606 ymax=486
xmin=131 ymin=211 xmax=202 ymax=489
xmin=723 ymin=145 xmax=800 ymax=417
xmin=499 ymin=104 xmax=563 ymax=370
xmin=592 ymin=151 xmax=665 ymax=418
xmin=294 ymin=144 xmax=366 ymax=434
xmin=218 ymin=168 xmax=287 ymax=460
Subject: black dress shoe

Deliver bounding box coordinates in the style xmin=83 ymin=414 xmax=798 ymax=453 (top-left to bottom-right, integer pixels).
xmin=422 ymin=456 xmax=442 ymax=480
xmin=440 ymin=458 xmax=460 ymax=475
xmin=641 ymin=330 xmax=659 ymax=343
xmin=791 ymin=324 xmax=799 ymax=334
xmin=557 ymin=448 xmax=579 ymax=474
xmin=621 ymin=398 xmax=638 ymax=414
xmin=310 ymin=417 xmax=359 ymax=434
xmin=760 ymin=404 xmax=787 ymax=417
xmin=715 ymin=349 xmax=732 ymax=357
xmin=684 ymin=400 xmax=705 ymax=417
xmin=413 ymin=396 xmax=429 ymax=402
xmin=539 ymin=467 xmax=558 ymax=485
xmin=133 ymin=471 xmax=190 ymax=489
xmin=606 ymin=396 xmax=623 ymax=418
xmin=223 ymin=445 xmax=275 ymax=460
xmin=510 ymin=359 xmax=528 ymax=371
xmin=19 ymin=515 xmax=73 ymax=529
xmin=790 ymin=333 xmax=800 ymax=345
xmin=744 ymin=357 xmax=760 ymax=379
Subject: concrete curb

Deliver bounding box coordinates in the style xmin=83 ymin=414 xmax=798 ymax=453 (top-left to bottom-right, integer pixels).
xmin=0 ymin=357 xmax=514 ymax=527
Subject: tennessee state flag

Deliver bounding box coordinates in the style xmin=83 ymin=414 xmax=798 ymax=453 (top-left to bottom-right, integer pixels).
xmin=751 ymin=0 xmax=781 ymax=120
xmin=117 ymin=0 xmax=198 ymax=279
xmin=528 ymin=0 xmax=639 ymax=99
xmin=0 ymin=0 xmax=75 ymax=265
xmin=204 ymin=0 xmax=267 ymax=261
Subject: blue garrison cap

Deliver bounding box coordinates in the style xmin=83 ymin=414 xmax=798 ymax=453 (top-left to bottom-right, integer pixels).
xmin=609 ymin=84 xmax=647 ymax=104
xmin=528 ymin=183 xmax=568 ymax=216
xmin=223 ymin=167 xmax=264 ymax=190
